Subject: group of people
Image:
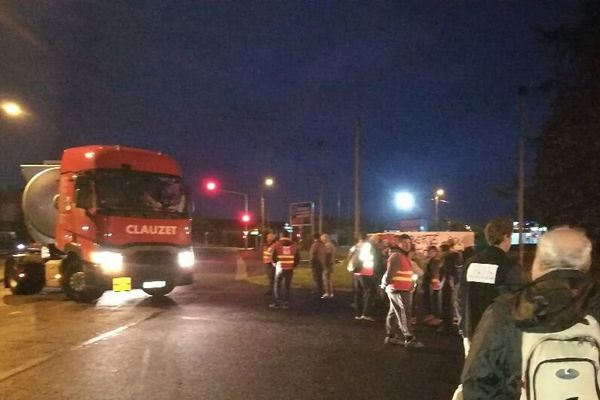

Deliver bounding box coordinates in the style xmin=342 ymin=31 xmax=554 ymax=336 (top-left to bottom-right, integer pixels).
xmin=456 ymin=221 xmax=600 ymax=400
xmin=260 ymin=220 xmax=600 ymax=399
xmin=262 ymin=231 xmax=336 ymax=309
xmin=347 ymin=231 xmax=465 ymax=347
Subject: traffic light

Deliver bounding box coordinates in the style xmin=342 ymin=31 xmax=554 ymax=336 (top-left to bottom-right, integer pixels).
xmin=201 ymin=178 xmax=220 ymax=195
xmin=241 ymin=213 xmax=251 ymax=223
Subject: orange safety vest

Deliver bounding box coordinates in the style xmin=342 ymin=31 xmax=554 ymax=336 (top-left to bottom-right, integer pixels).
xmin=354 ymin=242 xmax=375 ymax=276
xmin=274 ymin=241 xmax=297 ymax=270
xmin=263 ymin=243 xmax=275 ymax=264
xmin=390 ymin=252 xmax=414 ymax=291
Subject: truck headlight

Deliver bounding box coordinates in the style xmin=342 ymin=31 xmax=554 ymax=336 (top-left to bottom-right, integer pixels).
xmin=91 ymin=251 xmax=123 ymax=274
xmin=178 ymin=250 xmax=195 ymax=269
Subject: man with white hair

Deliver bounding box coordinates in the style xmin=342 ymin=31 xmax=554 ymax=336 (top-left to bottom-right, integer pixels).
xmin=459 ymin=227 xmax=600 ymax=399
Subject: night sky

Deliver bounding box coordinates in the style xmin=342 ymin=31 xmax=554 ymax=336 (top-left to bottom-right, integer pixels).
xmin=0 ymin=1 xmax=576 ymax=227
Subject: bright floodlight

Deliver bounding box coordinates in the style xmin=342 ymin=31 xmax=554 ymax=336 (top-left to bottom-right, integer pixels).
xmin=395 ymin=192 xmax=415 ymax=211
xmin=264 ymin=177 xmax=274 ymax=187
xmin=1 ymin=102 xmax=25 ymax=117
xmin=436 ymin=188 xmax=445 ymax=197
xmin=206 ymin=181 xmax=217 ymax=191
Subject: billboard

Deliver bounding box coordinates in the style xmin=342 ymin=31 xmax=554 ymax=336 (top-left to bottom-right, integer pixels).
xmin=370 ymin=231 xmax=475 ymax=253
xmin=289 ymin=202 xmax=314 ymax=226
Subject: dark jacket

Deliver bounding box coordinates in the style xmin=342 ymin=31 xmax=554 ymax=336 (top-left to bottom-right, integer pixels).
xmin=459 ymin=246 xmax=521 ymax=339
xmin=461 ymin=269 xmax=600 ymax=399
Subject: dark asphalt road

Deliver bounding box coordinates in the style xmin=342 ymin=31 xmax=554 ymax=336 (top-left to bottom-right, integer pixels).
xmin=0 ymin=249 xmax=464 ymax=400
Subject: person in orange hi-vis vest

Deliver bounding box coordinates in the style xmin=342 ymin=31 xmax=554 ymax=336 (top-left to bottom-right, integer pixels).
xmin=350 ymin=234 xmax=380 ymax=321
xmin=381 ymin=234 xmax=424 ymax=348
xmin=269 ymin=231 xmax=300 ymax=310
xmin=262 ymin=233 xmax=277 ymax=298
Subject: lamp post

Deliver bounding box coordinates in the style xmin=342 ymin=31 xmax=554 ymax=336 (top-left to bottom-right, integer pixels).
xmin=433 ymin=188 xmax=447 ymax=230
xmin=259 ymin=177 xmax=274 ymax=249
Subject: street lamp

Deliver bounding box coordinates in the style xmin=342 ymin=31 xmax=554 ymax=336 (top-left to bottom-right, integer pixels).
xmin=260 ymin=177 xmax=275 ymax=247
xmin=0 ymin=101 xmax=25 ymax=118
xmin=433 ymin=188 xmax=448 ymax=230
xmin=394 ymin=191 xmax=415 ymax=211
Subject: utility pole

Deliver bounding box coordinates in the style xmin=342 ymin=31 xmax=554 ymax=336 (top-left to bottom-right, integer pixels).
xmin=317 ymin=140 xmax=324 ymax=234
xmin=517 ymin=86 xmax=527 ymax=267
xmin=353 ymin=118 xmax=361 ymax=241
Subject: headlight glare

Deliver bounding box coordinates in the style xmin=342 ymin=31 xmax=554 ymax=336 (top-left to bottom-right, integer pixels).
xmin=91 ymin=251 xmax=123 ymax=274
xmin=178 ymin=250 xmax=195 ymax=269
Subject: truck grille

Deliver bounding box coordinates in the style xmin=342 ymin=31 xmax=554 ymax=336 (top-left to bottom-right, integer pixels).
xmin=126 ymin=251 xmax=175 ymax=265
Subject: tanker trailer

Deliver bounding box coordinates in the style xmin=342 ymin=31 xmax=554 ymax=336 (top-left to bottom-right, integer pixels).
xmin=3 ymin=163 xmax=60 ymax=295
xmin=4 ymin=145 xmax=195 ymax=302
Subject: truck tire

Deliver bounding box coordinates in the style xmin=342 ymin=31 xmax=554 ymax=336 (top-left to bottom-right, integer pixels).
xmin=61 ymin=257 xmax=103 ymax=303
xmin=142 ymin=284 xmax=174 ymax=297
xmin=5 ymin=258 xmax=45 ymax=295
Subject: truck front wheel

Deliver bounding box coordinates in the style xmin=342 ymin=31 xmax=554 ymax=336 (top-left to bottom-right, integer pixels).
xmin=5 ymin=258 xmax=45 ymax=295
xmin=61 ymin=258 xmax=103 ymax=303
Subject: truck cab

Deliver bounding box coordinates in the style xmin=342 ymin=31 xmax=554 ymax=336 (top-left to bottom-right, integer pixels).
xmin=4 ymin=145 xmax=194 ymax=302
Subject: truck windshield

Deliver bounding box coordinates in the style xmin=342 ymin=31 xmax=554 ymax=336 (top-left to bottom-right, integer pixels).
xmin=94 ymin=170 xmax=189 ymax=218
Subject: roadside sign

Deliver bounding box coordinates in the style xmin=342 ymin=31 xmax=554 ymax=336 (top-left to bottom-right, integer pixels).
xmin=289 ymin=202 xmax=314 ymax=226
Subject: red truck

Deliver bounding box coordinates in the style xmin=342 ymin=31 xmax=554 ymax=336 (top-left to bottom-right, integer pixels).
xmin=4 ymin=145 xmax=194 ymax=302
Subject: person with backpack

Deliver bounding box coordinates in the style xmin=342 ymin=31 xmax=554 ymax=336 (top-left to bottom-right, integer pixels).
xmin=459 ymin=227 xmax=600 ymax=399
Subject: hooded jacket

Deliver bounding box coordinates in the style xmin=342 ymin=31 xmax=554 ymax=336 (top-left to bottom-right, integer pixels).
xmin=461 ymin=269 xmax=600 ymax=399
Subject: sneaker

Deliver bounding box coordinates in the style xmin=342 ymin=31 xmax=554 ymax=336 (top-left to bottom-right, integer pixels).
xmin=354 ymin=315 xmax=363 ymax=320
xmin=361 ymin=315 xmax=376 ymax=322
xmin=404 ymin=337 xmax=425 ymax=349
xmin=269 ymin=303 xmax=281 ymax=309
xmin=281 ymin=302 xmax=289 ymax=309
xmin=384 ymin=336 xmax=404 ymax=345
xmin=328 ymin=293 xmax=334 ymax=298
xmin=321 ymin=294 xmax=329 ymax=299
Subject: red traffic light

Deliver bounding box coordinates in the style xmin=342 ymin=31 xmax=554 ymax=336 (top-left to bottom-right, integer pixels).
xmin=241 ymin=213 xmax=251 ymax=223
xmin=201 ymin=178 xmax=220 ymax=195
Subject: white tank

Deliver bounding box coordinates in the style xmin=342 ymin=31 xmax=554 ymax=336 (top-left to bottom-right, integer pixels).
xmin=21 ymin=164 xmax=60 ymax=245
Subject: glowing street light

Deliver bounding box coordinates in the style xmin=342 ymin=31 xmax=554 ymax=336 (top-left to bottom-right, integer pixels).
xmin=395 ymin=191 xmax=415 ymax=211
xmin=433 ymin=188 xmax=448 ymax=229
xmin=260 ymin=177 xmax=275 ymax=249
xmin=1 ymin=101 xmax=26 ymax=118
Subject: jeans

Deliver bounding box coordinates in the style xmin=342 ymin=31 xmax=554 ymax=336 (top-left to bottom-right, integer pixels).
xmin=274 ymin=269 xmax=294 ymax=304
xmin=311 ymin=261 xmax=324 ymax=294
xmin=265 ymin=262 xmax=275 ymax=294
xmin=353 ymin=274 xmax=375 ymax=317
